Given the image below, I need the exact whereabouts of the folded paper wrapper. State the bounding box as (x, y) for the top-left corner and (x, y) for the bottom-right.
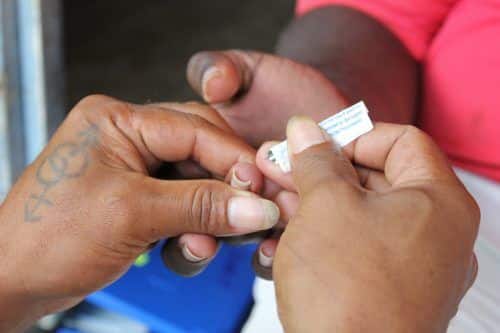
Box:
(268, 101), (374, 172)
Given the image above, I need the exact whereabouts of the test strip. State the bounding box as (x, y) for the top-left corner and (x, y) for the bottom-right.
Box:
(268, 101), (374, 172)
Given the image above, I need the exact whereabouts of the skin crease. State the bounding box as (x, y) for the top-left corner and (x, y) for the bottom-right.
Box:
(0, 96), (279, 332)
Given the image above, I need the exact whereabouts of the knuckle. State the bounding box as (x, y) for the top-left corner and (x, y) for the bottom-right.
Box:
(418, 190), (436, 219)
(74, 94), (133, 124)
(399, 189), (438, 237)
(463, 191), (481, 231)
(101, 100), (134, 120)
(297, 150), (359, 195)
(76, 94), (116, 108)
(401, 125), (432, 146)
(296, 149), (333, 172)
(408, 188), (436, 220)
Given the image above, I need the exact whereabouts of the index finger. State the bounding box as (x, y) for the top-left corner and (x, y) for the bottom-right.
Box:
(344, 123), (458, 186)
(81, 97), (259, 180)
(256, 122), (458, 190)
(131, 105), (257, 178)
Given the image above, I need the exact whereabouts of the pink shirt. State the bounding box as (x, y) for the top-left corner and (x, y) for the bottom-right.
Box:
(297, 0), (500, 182)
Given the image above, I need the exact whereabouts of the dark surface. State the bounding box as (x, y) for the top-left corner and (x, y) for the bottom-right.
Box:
(64, 0), (294, 106)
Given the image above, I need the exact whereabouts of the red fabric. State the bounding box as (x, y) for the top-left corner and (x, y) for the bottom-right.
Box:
(296, 0), (500, 182)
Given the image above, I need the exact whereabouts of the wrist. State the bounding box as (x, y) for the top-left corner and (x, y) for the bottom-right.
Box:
(330, 288), (448, 333)
(0, 293), (45, 333)
(0, 209), (47, 331)
(280, 287), (446, 333)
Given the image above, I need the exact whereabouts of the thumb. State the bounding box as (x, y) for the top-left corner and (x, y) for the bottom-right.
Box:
(287, 116), (360, 196)
(130, 178), (280, 242)
(187, 50), (261, 104)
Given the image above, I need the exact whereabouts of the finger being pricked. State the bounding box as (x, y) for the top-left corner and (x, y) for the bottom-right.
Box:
(161, 160), (269, 276)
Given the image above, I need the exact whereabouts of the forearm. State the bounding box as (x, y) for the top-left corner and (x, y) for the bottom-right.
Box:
(276, 5), (419, 123)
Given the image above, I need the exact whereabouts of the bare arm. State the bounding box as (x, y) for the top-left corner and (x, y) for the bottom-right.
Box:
(276, 5), (419, 124)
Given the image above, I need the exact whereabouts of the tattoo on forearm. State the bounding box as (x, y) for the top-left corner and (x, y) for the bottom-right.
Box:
(24, 124), (98, 222)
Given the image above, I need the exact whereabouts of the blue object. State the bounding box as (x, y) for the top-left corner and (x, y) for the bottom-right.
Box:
(85, 242), (256, 333)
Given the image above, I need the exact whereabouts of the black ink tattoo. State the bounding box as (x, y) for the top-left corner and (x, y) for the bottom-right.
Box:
(24, 124), (98, 222)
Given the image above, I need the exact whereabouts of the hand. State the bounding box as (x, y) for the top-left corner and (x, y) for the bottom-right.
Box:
(186, 49), (349, 146)
(0, 95), (279, 332)
(256, 117), (479, 332)
(163, 50), (348, 277)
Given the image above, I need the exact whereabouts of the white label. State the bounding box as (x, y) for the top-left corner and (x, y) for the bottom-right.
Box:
(268, 101), (374, 172)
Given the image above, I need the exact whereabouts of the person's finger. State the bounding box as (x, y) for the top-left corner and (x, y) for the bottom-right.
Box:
(285, 116), (360, 197)
(226, 161), (264, 193)
(252, 238), (279, 280)
(343, 123), (458, 186)
(187, 50), (260, 104)
(149, 101), (234, 134)
(258, 121), (457, 191)
(173, 159), (264, 191)
(223, 161), (268, 241)
(163, 160), (264, 276)
(222, 162), (270, 243)
(127, 178), (280, 243)
(150, 102), (244, 181)
(164, 158), (265, 276)
(256, 141), (296, 192)
(161, 235), (219, 277)
(257, 143), (391, 195)
(83, 99), (258, 177)
(257, 143), (393, 194)
(186, 51), (348, 147)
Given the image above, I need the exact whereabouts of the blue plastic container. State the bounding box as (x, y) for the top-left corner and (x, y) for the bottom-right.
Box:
(84, 241), (256, 333)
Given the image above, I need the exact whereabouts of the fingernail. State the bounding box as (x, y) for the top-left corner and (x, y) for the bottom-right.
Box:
(181, 244), (205, 263)
(228, 196), (280, 231)
(259, 248), (274, 267)
(287, 116), (327, 155)
(231, 169), (252, 190)
(202, 67), (221, 102)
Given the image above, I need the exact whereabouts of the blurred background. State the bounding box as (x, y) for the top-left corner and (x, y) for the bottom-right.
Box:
(66, 0), (293, 104)
(1, 0), (293, 332)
